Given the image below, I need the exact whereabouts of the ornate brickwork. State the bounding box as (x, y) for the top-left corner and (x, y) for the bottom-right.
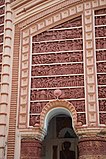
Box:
(40, 100), (78, 130)
(1, 0), (106, 159)
(28, 16), (86, 126)
(96, 50), (106, 61)
(32, 51), (83, 64)
(21, 139), (42, 159)
(30, 88), (85, 101)
(31, 76), (84, 88)
(78, 137), (106, 159)
(95, 8), (106, 125)
(32, 64), (83, 76)
(99, 100), (106, 111)
(77, 113), (86, 125)
(30, 100), (85, 115)
(17, 0), (106, 131)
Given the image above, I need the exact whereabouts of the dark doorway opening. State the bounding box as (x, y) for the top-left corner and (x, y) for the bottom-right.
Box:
(42, 114), (78, 159)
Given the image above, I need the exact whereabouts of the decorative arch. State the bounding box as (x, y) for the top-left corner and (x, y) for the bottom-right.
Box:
(40, 99), (78, 132)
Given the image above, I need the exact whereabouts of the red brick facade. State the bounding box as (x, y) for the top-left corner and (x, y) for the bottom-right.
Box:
(0, 0), (106, 159)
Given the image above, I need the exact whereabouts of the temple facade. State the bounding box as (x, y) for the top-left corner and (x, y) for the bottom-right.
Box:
(0, 0), (106, 159)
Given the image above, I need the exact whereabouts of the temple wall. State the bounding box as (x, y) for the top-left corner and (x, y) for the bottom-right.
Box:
(0, 0), (106, 158)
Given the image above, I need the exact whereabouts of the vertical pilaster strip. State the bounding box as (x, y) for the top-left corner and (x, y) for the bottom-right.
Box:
(7, 24), (20, 158)
(83, 1), (99, 127)
(0, 0), (13, 158)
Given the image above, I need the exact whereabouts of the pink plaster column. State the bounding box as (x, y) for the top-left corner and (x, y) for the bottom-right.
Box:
(78, 136), (106, 159)
(21, 138), (42, 159)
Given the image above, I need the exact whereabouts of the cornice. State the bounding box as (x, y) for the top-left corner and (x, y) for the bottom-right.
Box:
(10, 0), (81, 25)
(11, 0), (50, 10)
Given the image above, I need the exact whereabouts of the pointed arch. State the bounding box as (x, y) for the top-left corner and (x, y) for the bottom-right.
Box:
(40, 100), (78, 132)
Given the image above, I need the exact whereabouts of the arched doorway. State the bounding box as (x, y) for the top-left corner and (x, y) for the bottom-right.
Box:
(40, 100), (78, 159)
(42, 114), (78, 159)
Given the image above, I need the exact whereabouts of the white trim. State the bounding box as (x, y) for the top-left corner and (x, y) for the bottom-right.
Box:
(27, 35), (33, 127)
(31, 74), (84, 78)
(32, 50), (83, 55)
(49, 26), (82, 31)
(32, 38), (83, 43)
(82, 13), (88, 126)
(44, 107), (73, 131)
(94, 10), (101, 125)
(30, 98), (85, 103)
(32, 61), (83, 66)
(31, 86), (84, 90)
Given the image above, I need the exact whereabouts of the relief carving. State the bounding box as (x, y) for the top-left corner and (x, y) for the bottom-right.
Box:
(30, 88), (85, 101)
(32, 39), (83, 53)
(32, 52), (83, 64)
(95, 27), (106, 37)
(96, 50), (106, 61)
(99, 113), (106, 124)
(95, 8), (106, 15)
(95, 16), (106, 26)
(98, 87), (106, 98)
(96, 38), (106, 49)
(31, 75), (84, 88)
(99, 100), (106, 111)
(30, 102), (43, 113)
(71, 100), (85, 112)
(97, 74), (106, 85)
(30, 100), (85, 114)
(97, 62), (106, 73)
(77, 113), (86, 125)
(32, 28), (82, 42)
(31, 63), (84, 76)
(29, 115), (40, 126)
